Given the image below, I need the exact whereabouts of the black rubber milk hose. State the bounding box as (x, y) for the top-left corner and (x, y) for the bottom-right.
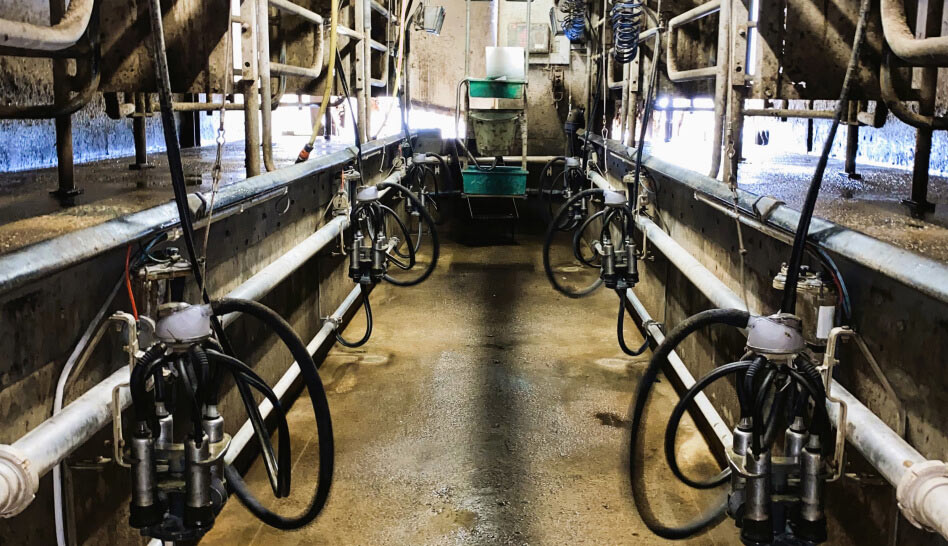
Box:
(627, 308), (750, 539)
(212, 298), (334, 530)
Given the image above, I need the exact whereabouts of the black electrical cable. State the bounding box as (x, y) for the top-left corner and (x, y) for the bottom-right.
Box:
(664, 360), (753, 490)
(212, 298), (334, 530)
(627, 308), (750, 539)
(780, 0), (871, 314)
(335, 284), (373, 348)
(616, 289), (649, 356)
(543, 188), (606, 298)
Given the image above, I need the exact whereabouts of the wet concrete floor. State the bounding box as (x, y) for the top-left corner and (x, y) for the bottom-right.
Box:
(201, 232), (732, 545)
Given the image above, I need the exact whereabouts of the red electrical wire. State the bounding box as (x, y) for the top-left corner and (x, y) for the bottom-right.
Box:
(125, 244), (139, 321)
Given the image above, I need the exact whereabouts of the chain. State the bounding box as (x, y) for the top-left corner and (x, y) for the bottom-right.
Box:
(199, 20), (232, 297)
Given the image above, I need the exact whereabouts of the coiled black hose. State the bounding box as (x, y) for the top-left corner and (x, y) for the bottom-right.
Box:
(572, 210), (605, 268)
(130, 343), (168, 429)
(425, 152), (453, 196)
(560, 0), (586, 42)
(664, 360), (752, 490)
(211, 298), (334, 531)
(790, 358), (830, 443)
(375, 203), (417, 269)
(627, 308), (750, 539)
(335, 284), (373, 348)
(611, 0), (644, 64)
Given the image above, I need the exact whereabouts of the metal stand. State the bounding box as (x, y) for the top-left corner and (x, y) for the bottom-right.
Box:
(48, 0), (82, 206)
(129, 93), (154, 170)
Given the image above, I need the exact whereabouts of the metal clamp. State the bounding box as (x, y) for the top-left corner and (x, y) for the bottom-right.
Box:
(323, 315), (343, 330)
(751, 195), (784, 223)
(111, 383), (130, 468)
(821, 326), (906, 482)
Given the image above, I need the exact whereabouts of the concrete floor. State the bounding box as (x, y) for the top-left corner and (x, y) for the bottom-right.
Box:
(200, 233), (732, 545)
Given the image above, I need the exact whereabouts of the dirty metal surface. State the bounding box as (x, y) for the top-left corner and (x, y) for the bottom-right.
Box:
(99, 0), (230, 92)
(756, 0), (888, 100)
(0, 136), (347, 255)
(202, 234), (733, 545)
(648, 135), (948, 264)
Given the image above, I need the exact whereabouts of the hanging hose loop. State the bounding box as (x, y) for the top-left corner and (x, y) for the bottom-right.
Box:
(665, 360), (754, 489)
(335, 284), (374, 348)
(560, 0), (587, 42)
(377, 181), (440, 287)
(543, 188), (606, 298)
(627, 308), (750, 539)
(210, 298), (334, 530)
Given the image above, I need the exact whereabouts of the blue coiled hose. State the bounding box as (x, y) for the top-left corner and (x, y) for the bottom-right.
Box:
(611, 0), (643, 64)
(560, 0), (586, 42)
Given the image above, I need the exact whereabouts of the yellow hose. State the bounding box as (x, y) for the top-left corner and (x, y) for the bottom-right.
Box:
(307, 0), (339, 147)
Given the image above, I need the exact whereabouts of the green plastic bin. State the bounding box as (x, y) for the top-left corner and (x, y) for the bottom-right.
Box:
(462, 166), (528, 196)
(468, 78), (525, 99)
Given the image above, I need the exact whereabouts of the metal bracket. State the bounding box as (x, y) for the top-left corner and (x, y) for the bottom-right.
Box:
(751, 195), (784, 222)
(821, 326), (906, 482)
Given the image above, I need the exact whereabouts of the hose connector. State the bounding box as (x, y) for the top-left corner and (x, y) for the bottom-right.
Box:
(0, 444), (38, 518)
(295, 143), (314, 163)
(897, 460), (948, 533)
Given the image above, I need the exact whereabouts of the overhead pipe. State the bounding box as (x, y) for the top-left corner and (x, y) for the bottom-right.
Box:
(592, 164), (948, 542)
(0, 167), (403, 518)
(0, 0), (94, 51)
(880, 51), (948, 130)
(743, 108), (836, 120)
(880, 0), (948, 66)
